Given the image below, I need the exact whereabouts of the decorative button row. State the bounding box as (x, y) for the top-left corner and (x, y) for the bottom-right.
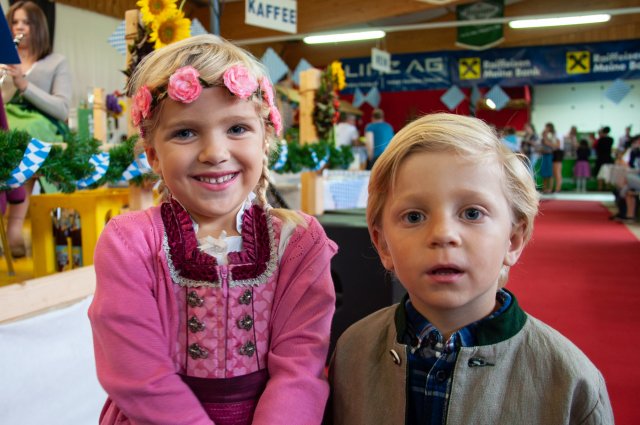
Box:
(238, 289), (252, 305)
(237, 315), (253, 331)
(188, 343), (208, 359)
(239, 341), (256, 357)
(188, 316), (205, 333)
(187, 291), (204, 307)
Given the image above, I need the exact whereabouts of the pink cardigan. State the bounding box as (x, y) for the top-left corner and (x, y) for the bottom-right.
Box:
(89, 205), (337, 424)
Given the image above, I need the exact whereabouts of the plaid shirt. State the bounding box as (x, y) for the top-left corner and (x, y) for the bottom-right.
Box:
(403, 290), (512, 425)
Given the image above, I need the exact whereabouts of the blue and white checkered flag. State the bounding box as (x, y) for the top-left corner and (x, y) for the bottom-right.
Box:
(77, 152), (110, 189)
(486, 85), (511, 111)
(604, 79), (631, 105)
(311, 148), (330, 171)
(292, 59), (313, 86)
(261, 47), (289, 83)
(108, 20), (127, 55)
(4, 138), (52, 188)
(441, 85), (465, 111)
(120, 152), (153, 182)
(272, 143), (288, 171)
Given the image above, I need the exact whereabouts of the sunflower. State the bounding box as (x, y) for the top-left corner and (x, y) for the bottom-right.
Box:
(330, 61), (346, 91)
(149, 9), (191, 50)
(137, 0), (178, 26)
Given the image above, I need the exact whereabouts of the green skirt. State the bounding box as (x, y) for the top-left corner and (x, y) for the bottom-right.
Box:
(5, 103), (67, 142)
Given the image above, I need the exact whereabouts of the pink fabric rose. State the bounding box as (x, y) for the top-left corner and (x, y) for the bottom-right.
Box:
(132, 85), (152, 126)
(259, 77), (275, 107)
(269, 105), (283, 137)
(168, 66), (203, 103)
(223, 65), (259, 99)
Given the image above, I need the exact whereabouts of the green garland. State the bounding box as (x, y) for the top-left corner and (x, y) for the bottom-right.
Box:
(0, 130), (157, 193)
(270, 128), (354, 173)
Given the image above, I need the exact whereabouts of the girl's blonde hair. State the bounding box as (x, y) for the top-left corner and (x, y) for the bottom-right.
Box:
(127, 34), (302, 225)
(367, 113), (539, 286)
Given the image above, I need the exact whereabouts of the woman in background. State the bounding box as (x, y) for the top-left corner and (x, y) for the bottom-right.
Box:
(1, 0), (71, 258)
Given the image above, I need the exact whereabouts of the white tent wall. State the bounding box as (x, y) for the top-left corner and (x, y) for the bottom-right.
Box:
(532, 79), (640, 142)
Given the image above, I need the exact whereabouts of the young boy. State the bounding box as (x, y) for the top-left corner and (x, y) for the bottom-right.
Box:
(327, 113), (614, 425)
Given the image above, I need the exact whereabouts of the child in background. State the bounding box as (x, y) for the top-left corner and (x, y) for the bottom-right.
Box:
(89, 35), (337, 425)
(328, 113), (613, 425)
(574, 139), (592, 192)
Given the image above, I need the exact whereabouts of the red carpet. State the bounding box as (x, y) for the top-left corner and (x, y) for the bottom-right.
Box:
(509, 200), (640, 424)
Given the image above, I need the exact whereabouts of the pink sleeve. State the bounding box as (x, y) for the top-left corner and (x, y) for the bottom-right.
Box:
(88, 212), (213, 425)
(252, 215), (337, 425)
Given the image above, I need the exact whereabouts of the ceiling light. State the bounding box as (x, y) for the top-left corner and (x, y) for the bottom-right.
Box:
(303, 30), (386, 45)
(509, 14), (611, 29)
(485, 99), (496, 110)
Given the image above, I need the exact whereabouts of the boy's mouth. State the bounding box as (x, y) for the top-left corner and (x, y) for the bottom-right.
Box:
(427, 265), (463, 275)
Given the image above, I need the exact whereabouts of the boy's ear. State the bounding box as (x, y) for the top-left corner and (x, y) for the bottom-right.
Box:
(371, 225), (394, 271)
(145, 146), (162, 175)
(503, 221), (526, 267)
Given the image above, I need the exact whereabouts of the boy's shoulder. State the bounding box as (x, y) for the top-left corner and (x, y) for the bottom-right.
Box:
(519, 314), (601, 372)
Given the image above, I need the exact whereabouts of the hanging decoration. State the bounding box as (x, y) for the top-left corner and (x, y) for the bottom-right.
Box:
(352, 87), (381, 108)
(312, 61), (346, 142)
(0, 130), (157, 193)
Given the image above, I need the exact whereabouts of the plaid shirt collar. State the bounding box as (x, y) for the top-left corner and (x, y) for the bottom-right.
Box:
(404, 289), (512, 355)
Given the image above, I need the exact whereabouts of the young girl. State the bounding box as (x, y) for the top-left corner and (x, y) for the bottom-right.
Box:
(88, 35), (337, 425)
(540, 122), (559, 193)
(574, 139), (592, 192)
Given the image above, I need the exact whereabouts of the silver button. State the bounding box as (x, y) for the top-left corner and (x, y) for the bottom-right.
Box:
(237, 315), (254, 331)
(188, 316), (205, 333)
(188, 343), (208, 359)
(238, 289), (252, 305)
(187, 291), (204, 307)
(239, 341), (256, 357)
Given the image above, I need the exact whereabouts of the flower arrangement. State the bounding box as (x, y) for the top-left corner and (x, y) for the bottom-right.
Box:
(313, 61), (346, 142)
(125, 0), (191, 81)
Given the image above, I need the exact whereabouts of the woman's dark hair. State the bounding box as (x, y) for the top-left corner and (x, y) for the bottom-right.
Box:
(7, 1), (51, 60)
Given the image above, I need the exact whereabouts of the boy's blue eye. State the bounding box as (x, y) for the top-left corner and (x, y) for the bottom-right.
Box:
(404, 211), (424, 224)
(463, 208), (483, 220)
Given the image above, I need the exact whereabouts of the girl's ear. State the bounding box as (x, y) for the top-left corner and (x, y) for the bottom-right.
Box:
(145, 146), (162, 175)
(371, 225), (394, 271)
(503, 221), (526, 267)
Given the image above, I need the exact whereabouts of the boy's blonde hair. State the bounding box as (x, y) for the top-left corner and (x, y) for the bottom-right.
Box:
(127, 35), (302, 224)
(367, 113), (539, 285)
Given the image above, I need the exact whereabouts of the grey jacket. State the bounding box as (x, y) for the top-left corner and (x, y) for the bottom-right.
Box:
(3, 53), (71, 121)
(328, 294), (614, 424)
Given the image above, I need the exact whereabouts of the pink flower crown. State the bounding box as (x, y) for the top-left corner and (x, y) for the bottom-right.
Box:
(131, 64), (282, 137)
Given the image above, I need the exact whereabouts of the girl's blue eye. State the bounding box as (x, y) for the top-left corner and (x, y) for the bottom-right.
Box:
(463, 208), (483, 220)
(229, 125), (247, 136)
(404, 211), (424, 224)
(173, 129), (195, 139)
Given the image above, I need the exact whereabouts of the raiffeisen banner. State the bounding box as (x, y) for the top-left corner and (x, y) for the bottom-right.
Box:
(340, 39), (640, 93)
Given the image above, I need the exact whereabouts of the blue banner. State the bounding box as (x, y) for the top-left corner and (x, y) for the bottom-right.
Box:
(340, 39), (640, 93)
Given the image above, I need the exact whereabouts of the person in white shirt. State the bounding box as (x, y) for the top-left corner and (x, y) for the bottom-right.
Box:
(335, 113), (359, 148)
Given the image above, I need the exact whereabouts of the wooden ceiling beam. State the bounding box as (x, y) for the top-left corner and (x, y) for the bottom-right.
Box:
(219, 0), (468, 41)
